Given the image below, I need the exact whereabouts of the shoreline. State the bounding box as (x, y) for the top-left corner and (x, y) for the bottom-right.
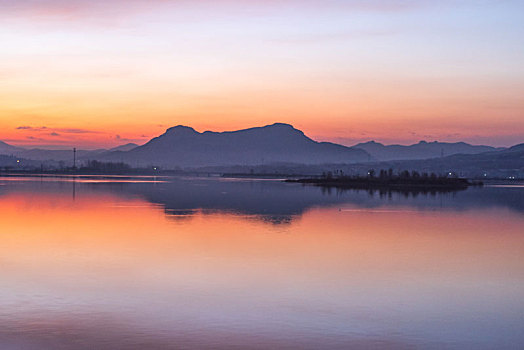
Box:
(286, 176), (483, 191)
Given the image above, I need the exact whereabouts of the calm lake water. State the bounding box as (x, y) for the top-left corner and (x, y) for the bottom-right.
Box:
(1, 176), (523, 349)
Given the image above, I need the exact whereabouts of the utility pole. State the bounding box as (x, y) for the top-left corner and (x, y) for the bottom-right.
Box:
(73, 148), (77, 169)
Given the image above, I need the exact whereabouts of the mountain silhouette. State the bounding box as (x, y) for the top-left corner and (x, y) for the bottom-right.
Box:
(0, 140), (24, 155)
(0, 127), (520, 174)
(103, 123), (370, 168)
(354, 140), (498, 161)
(0, 141), (136, 163)
(508, 143), (524, 152)
(108, 143), (138, 152)
(359, 145), (524, 178)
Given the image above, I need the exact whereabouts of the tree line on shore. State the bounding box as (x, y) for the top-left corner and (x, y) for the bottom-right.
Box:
(322, 168), (452, 180)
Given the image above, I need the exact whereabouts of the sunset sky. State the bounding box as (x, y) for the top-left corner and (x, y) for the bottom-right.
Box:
(1, 0), (523, 149)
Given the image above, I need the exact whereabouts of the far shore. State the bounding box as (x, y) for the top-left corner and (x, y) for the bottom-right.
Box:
(0, 170), (522, 183)
(286, 173), (484, 192)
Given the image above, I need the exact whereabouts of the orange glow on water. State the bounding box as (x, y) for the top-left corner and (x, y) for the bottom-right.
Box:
(1, 180), (524, 348)
(2, 191), (523, 290)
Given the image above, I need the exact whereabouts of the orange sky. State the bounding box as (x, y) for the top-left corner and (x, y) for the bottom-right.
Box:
(1, 1), (523, 148)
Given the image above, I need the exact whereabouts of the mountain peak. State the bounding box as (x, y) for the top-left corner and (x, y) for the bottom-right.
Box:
(259, 122), (303, 136)
(354, 140), (384, 148)
(267, 122), (294, 129)
(165, 125), (198, 135)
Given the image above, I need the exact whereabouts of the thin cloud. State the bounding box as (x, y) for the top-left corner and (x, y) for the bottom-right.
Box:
(26, 136), (45, 141)
(115, 134), (137, 142)
(16, 126), (102, 134)
(56, 128), (102, 134)
(17, 126), (48, 131)
(0, 1), (447, 22)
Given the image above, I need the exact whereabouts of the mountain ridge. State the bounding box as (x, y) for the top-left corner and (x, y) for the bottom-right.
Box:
(353, 140), (500, 161)
(0, 124), (521, 172)
(103, 122), (370, 168)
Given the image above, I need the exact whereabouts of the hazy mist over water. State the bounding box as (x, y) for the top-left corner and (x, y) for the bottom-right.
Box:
(1, 176), (523, 349)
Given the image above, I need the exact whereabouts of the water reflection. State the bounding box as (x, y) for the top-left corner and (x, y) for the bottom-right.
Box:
(0, 176), (523, 349)
(1, 176), (523, 224)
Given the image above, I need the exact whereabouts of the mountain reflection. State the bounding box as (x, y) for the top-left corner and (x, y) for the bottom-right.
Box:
(0, 176), (523, 223)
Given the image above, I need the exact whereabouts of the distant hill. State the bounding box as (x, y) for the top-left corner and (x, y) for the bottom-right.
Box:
(508, 143), (524, 152)
(83, 143), (140, 162)
(108, 143), (138, 152)
(438, 144), (524, 176)
(102, 123), (371, 168)
(356, 145), (524, 178)
(0, 141), (24, 155)
(14, 148), (103, 162)
(354, 140), (498, 161)
(0, 141), (138, 164)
